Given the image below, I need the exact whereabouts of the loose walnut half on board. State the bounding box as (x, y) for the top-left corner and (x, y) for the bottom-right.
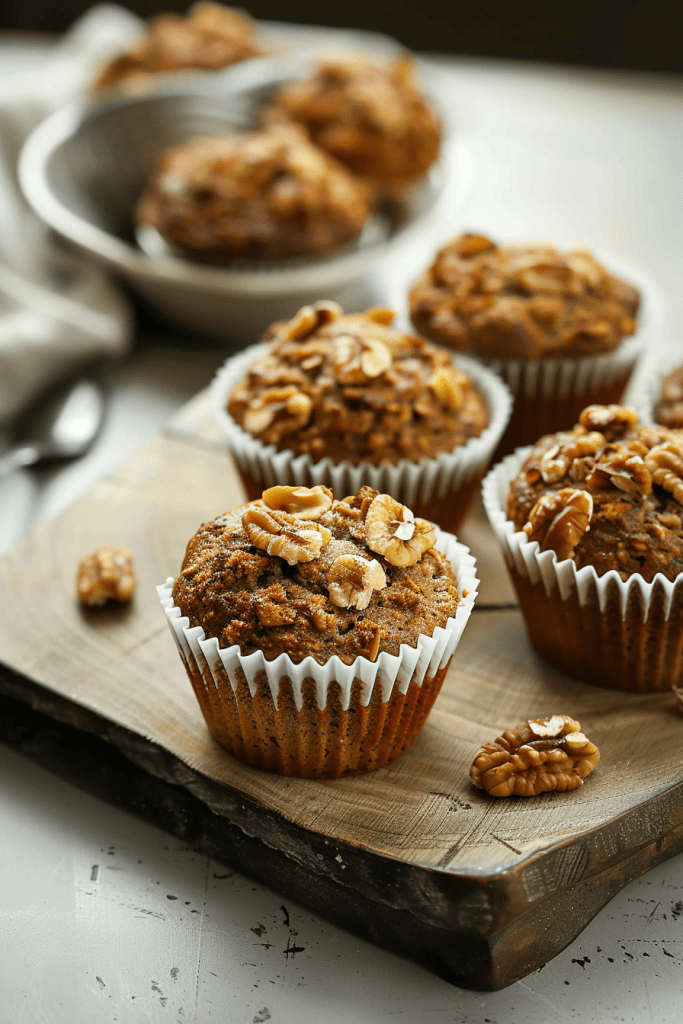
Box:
(76, 547), (136, 606)
(470, 715), (600, 798)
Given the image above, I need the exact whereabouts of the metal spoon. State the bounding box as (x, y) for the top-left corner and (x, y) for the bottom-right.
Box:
(0, 379), (104, 479)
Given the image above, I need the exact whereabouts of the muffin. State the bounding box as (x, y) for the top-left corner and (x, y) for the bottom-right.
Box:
(264, 52), (441, 197)
(212, 300), (512, 533)
(482, 403), (683, 691)
(135, 124), (375, 264)
(655, 364), (683, 428)
(409, 233), (642, 456)
(158, 484), (478, 777)
(94, 2), (267, 93)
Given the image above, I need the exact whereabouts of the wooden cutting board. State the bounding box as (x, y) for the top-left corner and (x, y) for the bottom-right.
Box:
(1, 388), (682, 991)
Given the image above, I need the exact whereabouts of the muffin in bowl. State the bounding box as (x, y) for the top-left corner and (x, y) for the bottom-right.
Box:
(212, 300), (511, 533)
(158, 484), (478, 777)
(482, 403), (683, 691)
(93, 2), (268, 94)
(263, 52), (441, 198)
(409, 233), (643, 456)
(135, 124), (375, 264)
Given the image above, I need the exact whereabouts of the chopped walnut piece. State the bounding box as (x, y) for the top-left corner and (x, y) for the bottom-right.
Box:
(242, 385), (313, 441)
(335, 487), (377, 520)
(539, 432), (604, 484)
(644, 441), (683, 505)
(365, 493), (437, 566)
(514, 259), (581, 297)
(283, 300), (342, 340)
(523, 487), (593, 561)
(470, 715), (600, 798)
(76, 546), (136, 606)
(428, 365), (466, 410)
(585, 451), (652, 495)
(455, 233), (496, 258)
(242, 506), (331, 564)
(365, 307), (396, 326)
(578, 404), (639, 440)
(261, 484), (333, 519)
(332, 333), (393, 384)
(326, 553), (387, 610)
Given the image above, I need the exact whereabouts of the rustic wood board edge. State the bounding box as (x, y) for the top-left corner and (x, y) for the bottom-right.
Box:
(3, 658), (683, 991)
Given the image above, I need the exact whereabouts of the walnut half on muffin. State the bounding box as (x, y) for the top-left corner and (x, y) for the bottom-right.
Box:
(136, 125), (376, 264)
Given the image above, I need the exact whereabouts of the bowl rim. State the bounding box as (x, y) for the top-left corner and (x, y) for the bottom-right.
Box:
(18, 58), (454, 299)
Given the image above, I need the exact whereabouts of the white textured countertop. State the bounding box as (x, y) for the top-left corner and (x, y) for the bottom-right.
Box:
(1, 31), (683, 1023)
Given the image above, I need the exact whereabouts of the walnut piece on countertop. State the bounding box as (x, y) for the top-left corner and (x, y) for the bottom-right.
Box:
(470, 715), (600, 798)
(76, 547), (136, 606)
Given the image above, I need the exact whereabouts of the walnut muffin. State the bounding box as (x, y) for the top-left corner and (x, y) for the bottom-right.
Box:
(507, 404), (683, 580)
(654, 365), (683, 429)
(159, 484), (479, 776)
(94, 2), (267, 93)
(136, 125), (375, 264)
(482, 403), (683, 691)
(214, 301), (512, 532)
(409, 234), (643, 455)
(264, 53), (441, 197)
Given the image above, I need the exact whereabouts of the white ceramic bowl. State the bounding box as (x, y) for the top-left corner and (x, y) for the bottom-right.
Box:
(19, 53), (458, 342)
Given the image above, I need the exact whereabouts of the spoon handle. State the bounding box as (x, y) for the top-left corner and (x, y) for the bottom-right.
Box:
(0, 444), (41, 480)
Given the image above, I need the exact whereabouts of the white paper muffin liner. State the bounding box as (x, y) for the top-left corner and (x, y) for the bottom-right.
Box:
(481, 329), (643, 403)
(482, 448), (683, 691)
(211, 343), (512, 510)
(157, 526), (478, 713)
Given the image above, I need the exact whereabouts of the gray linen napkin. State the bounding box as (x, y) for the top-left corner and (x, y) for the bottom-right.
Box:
(0, 4), (143, 423)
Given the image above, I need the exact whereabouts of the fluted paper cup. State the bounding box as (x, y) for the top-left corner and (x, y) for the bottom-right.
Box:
(481, 331), (642, 458)
(482, 449), (683, 691)
(158, 528), (478, 777)
(211, 344), (511, 534)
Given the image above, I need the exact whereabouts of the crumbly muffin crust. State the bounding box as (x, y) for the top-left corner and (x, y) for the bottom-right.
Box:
(410, 234), (640, 360)
(507, 404), (683, 581)
(264, 53), (441, 196)
(655, 366), (683, 429)
(172, 485), (460, 664)
(94, 2), (266, 92)
(226, 301), (489, 463)
(136, 125), (374, 263)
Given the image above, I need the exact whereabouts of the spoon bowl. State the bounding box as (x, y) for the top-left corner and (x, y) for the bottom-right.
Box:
(0, 379), (104, 479)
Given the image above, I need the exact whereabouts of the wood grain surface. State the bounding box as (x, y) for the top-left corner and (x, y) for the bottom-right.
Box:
(1, 387), (683, 989)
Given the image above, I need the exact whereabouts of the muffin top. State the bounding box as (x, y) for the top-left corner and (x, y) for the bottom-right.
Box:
(172, 485), (460, 664)
(94, 2), (266, 92)
(135, 125), (374, 263)
(655, 365), (683, 429)
(226, 301), (489, 464)
(264, 53), (441, 196)
(507, 404), (683, 581)
(409, 234), (640, 360)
